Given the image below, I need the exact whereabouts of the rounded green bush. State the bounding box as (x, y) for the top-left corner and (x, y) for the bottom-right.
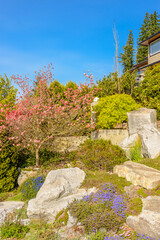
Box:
(75, 139), (127, 171)
(20, 176), (45, 200)
(94, 94), (141, 129)
(0, 145), (19, 193)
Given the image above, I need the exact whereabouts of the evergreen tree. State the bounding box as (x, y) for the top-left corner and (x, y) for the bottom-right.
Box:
(120, 30), (134, 73)
(97, 73), (117, 96)
(0, 74), (17, 108)
(136, 12), (160, 63)
(149, 11), (160, 35)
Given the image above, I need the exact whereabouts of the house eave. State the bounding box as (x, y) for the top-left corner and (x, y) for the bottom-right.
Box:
(139, 31), (160, 46)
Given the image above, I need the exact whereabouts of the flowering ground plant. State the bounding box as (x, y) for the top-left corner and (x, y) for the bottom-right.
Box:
(69, 183), (127, 233)
(20, 175), (45, 200)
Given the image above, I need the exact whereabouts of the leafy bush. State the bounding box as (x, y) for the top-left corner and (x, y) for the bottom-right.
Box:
(75, 139), (127, 171)
(0, 145), (19, 192)
(0, 222), (29, 239)
(134, 64), (160, 119)
(94, 94), (140, 129)
(20, 176), (45, 200)
(69, 183), (127, 233)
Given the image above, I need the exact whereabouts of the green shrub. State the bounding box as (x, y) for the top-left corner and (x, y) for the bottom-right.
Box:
(130, 138), (142, 161)
(75, 139), (127, 171)
(94, 94), (141, 129)
(134, 64), (160, 119)
(0, 222), (29, 239)
(20, 176), (45, 200)
(0, 145), (19, 192)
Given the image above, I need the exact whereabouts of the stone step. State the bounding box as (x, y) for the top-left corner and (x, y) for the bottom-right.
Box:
(113, 161), (160, 189)
(127, 196), (160, 239)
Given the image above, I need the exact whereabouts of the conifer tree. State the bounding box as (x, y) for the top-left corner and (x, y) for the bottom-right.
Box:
(120, 30), (134, 73)
(136, 12), (160, 63)
(97, 73), (116, 96)
(0, 74), (17, 108)
(149, 11), (160, 35)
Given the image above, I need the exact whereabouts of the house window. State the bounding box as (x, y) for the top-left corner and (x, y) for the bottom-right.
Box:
(150, 39), (160, 56)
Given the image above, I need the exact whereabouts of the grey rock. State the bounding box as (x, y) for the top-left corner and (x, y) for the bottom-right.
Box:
(127, 196), (160, 239)
(113, 161), (160, 189)
(139, 124), (160, 158)
(127, 108), (157, 136)
(120, 133), (139, 158)
(0, 201), (24, 225)
(27, 168), (93, 222)
(124, 185), (142, 199)
(18, 169), (37, 186)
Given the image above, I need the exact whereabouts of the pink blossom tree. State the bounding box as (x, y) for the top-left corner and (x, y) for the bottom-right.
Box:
(0, 64), (100, 166)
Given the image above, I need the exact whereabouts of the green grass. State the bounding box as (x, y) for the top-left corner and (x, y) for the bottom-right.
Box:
(6, 192), (23, 201)
(81, 170), (131, 192)
(136, 156), (160, 171)
(126, 198), (143, 216)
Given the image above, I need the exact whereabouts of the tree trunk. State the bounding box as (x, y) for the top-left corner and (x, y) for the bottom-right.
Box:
(36, 148), (39, 167)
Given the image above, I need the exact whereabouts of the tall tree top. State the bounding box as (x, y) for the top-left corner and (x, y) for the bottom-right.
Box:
(120, 30), (134, 73)
(136, 11), (160, 63)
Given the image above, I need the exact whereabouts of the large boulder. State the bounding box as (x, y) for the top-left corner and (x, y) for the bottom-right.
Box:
(121, 108), (160, 159)
(127, 108), (157, 135)
(120, 133), (139, 158)
(139, 124), (160, 158)
(113, 161), (160, 189)
(127, 196), (160, 239)
(0, 201), (24, 225)
(27, 168), (94, 222)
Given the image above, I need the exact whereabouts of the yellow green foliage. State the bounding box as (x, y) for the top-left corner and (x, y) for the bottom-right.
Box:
(0, 145), (19, 192)
(94, 94), (141, 129)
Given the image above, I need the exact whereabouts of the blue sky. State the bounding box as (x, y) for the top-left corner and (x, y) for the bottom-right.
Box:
(0, 0), (160, 87)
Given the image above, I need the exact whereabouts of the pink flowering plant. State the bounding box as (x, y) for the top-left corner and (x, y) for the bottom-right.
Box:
(0, 64), (99, 166)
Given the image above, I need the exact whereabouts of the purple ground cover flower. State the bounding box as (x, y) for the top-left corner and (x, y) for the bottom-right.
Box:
(103, 233), (158, 240)
(83, 183), (127, 218)
(21, 175), (44, 200)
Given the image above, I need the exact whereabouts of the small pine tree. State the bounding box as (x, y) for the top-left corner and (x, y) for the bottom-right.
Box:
(97, 73), (117, 96)
(120, 30), (134, 73)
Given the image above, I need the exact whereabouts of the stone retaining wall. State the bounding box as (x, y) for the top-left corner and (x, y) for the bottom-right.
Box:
(91, 129), (129, 146)
(52, 136), (88, 153)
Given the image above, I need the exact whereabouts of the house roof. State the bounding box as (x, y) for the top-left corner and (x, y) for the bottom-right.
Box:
(130, 57), (148, 71)
(130, 60), (160, 72)
(139, 31), (160, 46)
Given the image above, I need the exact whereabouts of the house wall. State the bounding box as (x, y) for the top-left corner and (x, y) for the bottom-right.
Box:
(148, 52), (160, 64)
